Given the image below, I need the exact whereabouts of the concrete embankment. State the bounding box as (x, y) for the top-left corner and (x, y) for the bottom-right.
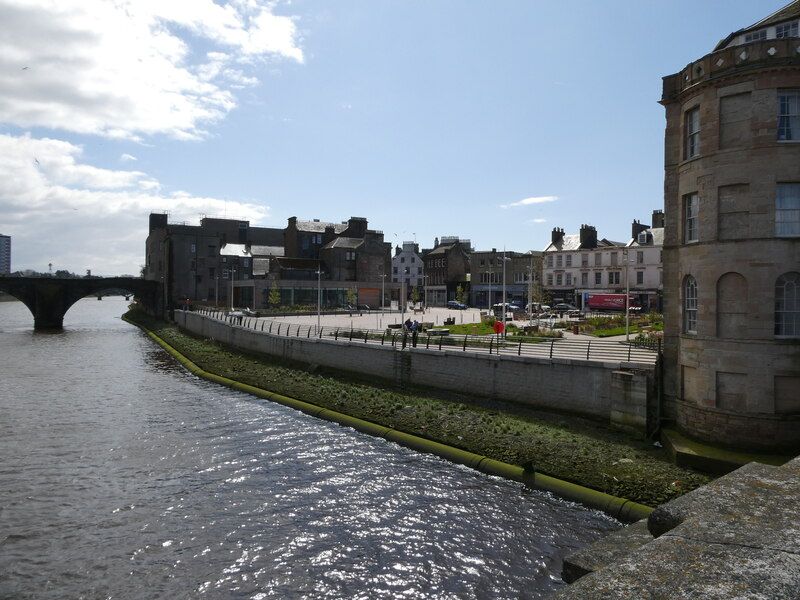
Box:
(176, 310), (655, 440)
(553, 456), (800, 598)
(127, 314), (652, 523)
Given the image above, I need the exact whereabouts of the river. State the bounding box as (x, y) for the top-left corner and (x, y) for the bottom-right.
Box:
(0, 296), (618, 599)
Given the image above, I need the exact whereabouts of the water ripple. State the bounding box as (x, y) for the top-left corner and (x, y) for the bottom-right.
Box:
(0, 298), (619, 599)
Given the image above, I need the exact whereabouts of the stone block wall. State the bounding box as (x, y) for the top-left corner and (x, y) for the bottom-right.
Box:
(176, 312), (654, 425)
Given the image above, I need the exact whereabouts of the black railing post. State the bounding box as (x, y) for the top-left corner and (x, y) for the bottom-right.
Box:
(586, 341), (591, 360)
(462, 335), (467, 351)
(335, 328), (340, 341)
(549, 339), (555, 359)
(518, 340), (522, 356)
(489, 336), (493, 354)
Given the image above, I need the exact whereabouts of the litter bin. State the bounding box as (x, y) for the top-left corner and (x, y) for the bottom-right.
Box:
(573, 325), (579, 334)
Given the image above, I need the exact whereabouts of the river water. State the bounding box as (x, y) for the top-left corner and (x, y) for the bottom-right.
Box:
(0, 297), (619, 599)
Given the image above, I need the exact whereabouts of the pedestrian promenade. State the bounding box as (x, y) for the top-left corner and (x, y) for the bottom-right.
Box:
(197, 306), (659, 366)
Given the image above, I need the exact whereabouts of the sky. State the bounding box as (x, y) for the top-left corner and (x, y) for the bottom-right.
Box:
(0, 0), (790, 276)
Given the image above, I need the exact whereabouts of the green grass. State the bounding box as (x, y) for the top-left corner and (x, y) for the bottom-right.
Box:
(126, 308), (712, 507)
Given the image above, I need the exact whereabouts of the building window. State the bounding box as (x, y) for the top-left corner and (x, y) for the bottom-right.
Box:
(547, 255), (554, 268)
(610, 253), (618, 267)
(744, 29), (766, 42)
(685, 107), (700, 159)
(776, 184), (800, 237)
(312, 233), (322, 244)
(480, 258), (485, 266)
(401, 257), (405, 263)
(776, 22), (798, 38)
(243, 258), (250, 267)
(191, 243), (196, 253)
(302, 237), (310, 250)
(594, 253), (601, 266)
(546, 274), (553, 286)
(778, 90), (799, 141)
(637, 250), (644, 264)
(581, 272), (588, 286)
(565, 255), (572, 267)
(565, 273), (572, 286)
(411, 257), (415, 263)
(594, 272), (601, 285)
(608, 272), (620, 285)
(207, 245), (216, 257)
(222, 269), (230, 279)
(393, 266), (398, 274)
(684, 275), (698, 334)
(636, 271), (644, 285)
(684, 193), (699, 242)
(556, 255), (563, 268)
(775, 272), (800, 337)
(581, 254), (588, 267)
(556, 274), (563, 286)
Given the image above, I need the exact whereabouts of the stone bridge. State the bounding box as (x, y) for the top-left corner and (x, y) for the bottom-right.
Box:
(0, 276), (161, 330)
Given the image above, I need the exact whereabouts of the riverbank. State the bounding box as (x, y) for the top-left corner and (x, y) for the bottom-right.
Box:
(125, 308), (712, 507)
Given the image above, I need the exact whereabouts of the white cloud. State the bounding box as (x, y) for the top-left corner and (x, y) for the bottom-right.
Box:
(500, 196), (558, 209)
(0, 133), (270, 274)
(120, 153), (137, 162)
(529, 218), (547, 223)
(0, 0), (303, 140)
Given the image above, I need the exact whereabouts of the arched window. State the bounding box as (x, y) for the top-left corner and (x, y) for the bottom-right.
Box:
(684, 275), (698, 334)
(775, 272), (800, 337)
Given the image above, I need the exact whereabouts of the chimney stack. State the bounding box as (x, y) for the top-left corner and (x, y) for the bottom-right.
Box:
(551, 227), (565, 245)
(631, 219), (649, 239)
(579, 224), (597, 248)
(651, 209), (665, 229)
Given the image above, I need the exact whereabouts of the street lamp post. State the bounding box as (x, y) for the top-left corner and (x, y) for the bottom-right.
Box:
(229, 268), (236, 310)
(502, 249), (507, 333)
(317, 266), (322, 332)
(380, 273), (386, 311)
(528, 252), (534, 327)
(624, 248), (630, 342)
(423, 275), (428, 313)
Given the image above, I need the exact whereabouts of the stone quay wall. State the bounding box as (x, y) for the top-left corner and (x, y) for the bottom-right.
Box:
(175, 311), (654, 433)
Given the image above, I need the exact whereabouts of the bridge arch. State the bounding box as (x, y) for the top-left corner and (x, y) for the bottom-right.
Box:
(0, 277), (161, 330)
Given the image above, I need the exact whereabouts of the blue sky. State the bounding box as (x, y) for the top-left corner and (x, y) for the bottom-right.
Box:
(0, 0), (789, 275)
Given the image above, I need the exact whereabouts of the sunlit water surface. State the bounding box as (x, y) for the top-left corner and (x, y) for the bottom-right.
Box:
(0, 297), (619, 599)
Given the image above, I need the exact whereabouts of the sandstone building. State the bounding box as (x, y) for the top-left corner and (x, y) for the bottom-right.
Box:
(660, 1), (800, 451)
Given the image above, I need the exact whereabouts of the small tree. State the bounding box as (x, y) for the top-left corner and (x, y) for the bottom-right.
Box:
(347, 287), (356, 307)
(268, 282), (281, 308)
(410, 285), (420, 305)
(455, 284), (466, 305)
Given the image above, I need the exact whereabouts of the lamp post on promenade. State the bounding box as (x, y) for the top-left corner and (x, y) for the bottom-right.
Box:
(624, 248), (630, 342)
(502, 249), (507, 334)
(229, 268), (236, 310)
(316, 265), (322, 333)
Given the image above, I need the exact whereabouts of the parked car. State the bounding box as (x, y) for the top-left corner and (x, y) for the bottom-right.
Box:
(447, 300), (468, 310)
(527, 303), (550, 313)
(553, 303), (577, 312)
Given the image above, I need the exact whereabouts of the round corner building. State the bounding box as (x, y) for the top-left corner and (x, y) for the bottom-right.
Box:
(660, 1), (800, 452)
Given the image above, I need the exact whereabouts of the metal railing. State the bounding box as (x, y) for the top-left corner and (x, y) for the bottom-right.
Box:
(192, 307), (659, 365)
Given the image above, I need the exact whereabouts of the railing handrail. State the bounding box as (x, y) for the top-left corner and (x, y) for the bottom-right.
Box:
(193, 310), (659, 366)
